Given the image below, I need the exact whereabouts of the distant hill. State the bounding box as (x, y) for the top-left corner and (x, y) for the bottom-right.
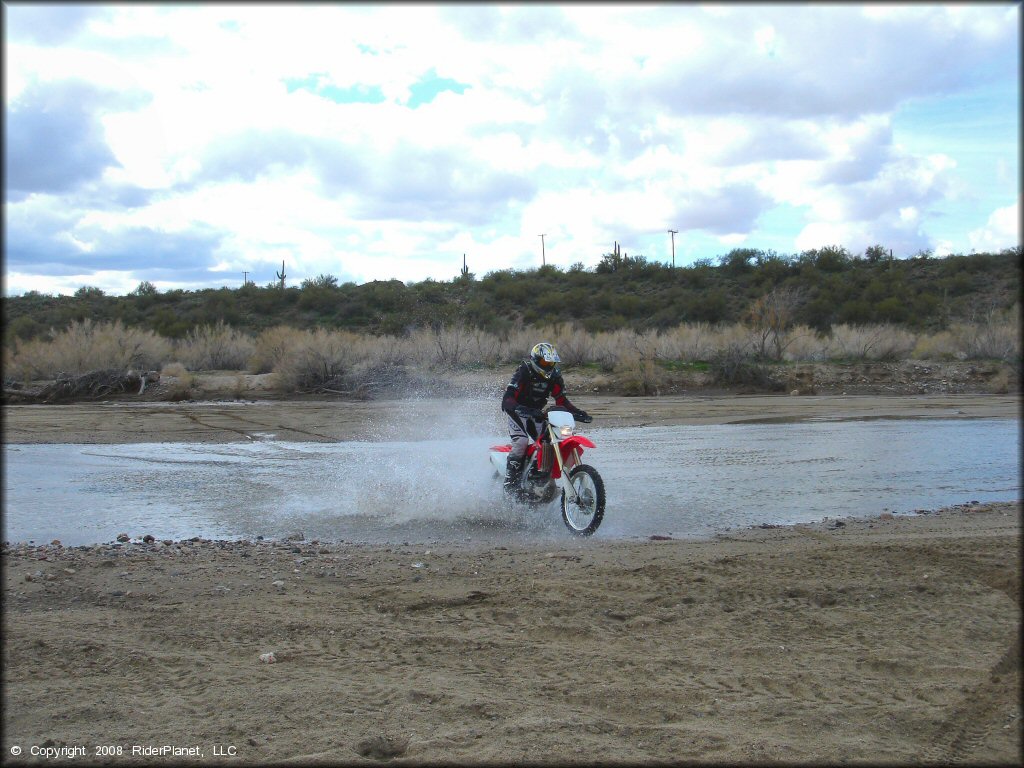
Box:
(4, 246), (1020, 342)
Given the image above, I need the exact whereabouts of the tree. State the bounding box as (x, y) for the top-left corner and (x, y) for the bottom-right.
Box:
(719, 248), (760, 275)
(864, 244), (890, 264)
(301, 274), (339, 289)
(131, 281), (159, 296)
(744, 285), (805, 360)
(596, 242), (625, 273)
(802, 245), (852, 272)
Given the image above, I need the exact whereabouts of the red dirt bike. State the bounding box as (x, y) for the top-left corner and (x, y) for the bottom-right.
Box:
(488, 406), (605, 536)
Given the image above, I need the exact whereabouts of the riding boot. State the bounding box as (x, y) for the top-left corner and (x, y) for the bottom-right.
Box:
(503, 457), (525, 496)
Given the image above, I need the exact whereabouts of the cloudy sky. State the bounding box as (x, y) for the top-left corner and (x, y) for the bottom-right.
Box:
(3, 3), (1020, 296)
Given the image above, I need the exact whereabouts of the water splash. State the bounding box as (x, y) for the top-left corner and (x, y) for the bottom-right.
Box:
(3, 416), (1019, 545)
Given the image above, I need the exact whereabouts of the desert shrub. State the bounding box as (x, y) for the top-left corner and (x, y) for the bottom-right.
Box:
(175, 321), (255, 370)
(613, 349), (666, 395)
(402, 324), (539, 369)
(249, 326), (307, 374)
(705, 324), (755, 360)
(160, 362), (190, 378)
(272, 328), (363, 392)
(405, 324), (470, 368)
(911, 330), (960, 361)
(709, 342), (780, 389)
(781, 325), (830, 362)
(543, 323), (595, 367)
(588, 329), (628, 370)
(595, 329), (658, 368)
(369, 333), (417, 367)
(160, 362), (194, 401)
(949, 306), (1020, 362)
(653, 322), (717, 361)
(501, 327), (545, 365)
(6, 319), (172, 380)
(827, 324), (917, 361)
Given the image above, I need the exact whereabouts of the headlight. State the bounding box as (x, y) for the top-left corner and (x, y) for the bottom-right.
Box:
(558, 425), (574, 438)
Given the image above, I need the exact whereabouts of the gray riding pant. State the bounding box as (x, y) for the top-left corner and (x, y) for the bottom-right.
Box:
(505, 411), (541, 461)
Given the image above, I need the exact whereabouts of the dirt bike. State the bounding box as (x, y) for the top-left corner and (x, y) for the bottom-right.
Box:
(488, 406), (605, 536)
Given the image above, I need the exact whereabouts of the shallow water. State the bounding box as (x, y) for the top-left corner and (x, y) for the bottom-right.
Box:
(3, 418), (1019, 546)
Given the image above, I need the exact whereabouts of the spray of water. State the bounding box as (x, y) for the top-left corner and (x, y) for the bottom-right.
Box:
(258, 393), (566, 543)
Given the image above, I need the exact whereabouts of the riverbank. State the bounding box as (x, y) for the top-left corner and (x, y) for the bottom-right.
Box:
(3, 392), (1019, 444)
(2, 501), (1019, 764)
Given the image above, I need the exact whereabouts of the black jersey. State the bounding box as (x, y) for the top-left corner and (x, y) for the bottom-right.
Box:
(501, 361), (575, 415)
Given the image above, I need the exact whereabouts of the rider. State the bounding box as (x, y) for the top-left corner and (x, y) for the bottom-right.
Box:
(501, 342), (591, 495)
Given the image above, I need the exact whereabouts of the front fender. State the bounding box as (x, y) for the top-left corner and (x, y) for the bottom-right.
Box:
(553, 435), (595, 477)
(560, 435), (595, 451)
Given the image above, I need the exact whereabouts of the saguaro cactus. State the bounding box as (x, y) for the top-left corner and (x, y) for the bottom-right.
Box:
(276, 260), (287, 290)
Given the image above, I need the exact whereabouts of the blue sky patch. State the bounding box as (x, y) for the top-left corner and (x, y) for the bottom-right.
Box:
(284, 75), (385, 104)
(406, 69), (470, 108)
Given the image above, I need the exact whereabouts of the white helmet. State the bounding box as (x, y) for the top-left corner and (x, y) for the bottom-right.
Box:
(529, 342), (561, 379)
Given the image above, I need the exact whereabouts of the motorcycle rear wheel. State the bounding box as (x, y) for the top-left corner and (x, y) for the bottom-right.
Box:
(561, 464), (605, 536)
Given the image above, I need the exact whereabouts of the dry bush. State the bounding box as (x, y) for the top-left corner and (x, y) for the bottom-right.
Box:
(529, 323), (592, 367)
(744, 286), (806, 360)
(249, 326), (306, 374)
(586, 329), (629, 369)
(501, 327), (543, 364)
(160, 362), (194, 401)
(403, 324), (521, 369)
(272, 328), (363, 392)
(596, 329), (659, 367)
(174, 321), (255, 371)
(827, 324), (917, 361)
(4, 340), (40, 384)
(706, 324), (757, 359)
(709, 341), (780, 389)
(653, 322), (718, 361)
(6, 319), (172, 381)
(949, 305), (1020, 362)
(403, 326), (449, 368)
(462, 326), (507, 366)
(371, 333), (416, 367)
(613, 350), (666, 395)
(911, 330), (960, 361)
(781, 325), (830, 362)
(160, 361), (190, 379)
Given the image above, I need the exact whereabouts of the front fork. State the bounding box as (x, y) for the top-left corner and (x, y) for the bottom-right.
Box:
(548, 424), (582, 502)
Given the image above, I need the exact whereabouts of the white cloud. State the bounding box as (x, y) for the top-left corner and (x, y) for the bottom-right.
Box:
(968, 199), (1020, 253)
(3, 3), (1019, 294)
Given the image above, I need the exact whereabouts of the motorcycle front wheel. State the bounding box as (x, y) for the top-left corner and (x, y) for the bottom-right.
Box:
(561, 464), (605, 536)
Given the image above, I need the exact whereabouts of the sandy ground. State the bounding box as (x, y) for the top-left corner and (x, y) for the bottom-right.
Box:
(2, 394), (1021, 764)
(2, 503), (1020, 765)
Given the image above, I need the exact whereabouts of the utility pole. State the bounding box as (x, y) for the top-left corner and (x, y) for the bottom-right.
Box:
(667, 229), (678, 269)
(242, 271), (250, 286)
(539, 234), (546, 266)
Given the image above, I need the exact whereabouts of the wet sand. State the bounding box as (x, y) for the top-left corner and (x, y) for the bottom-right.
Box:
(2, 394), (1020, 764)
